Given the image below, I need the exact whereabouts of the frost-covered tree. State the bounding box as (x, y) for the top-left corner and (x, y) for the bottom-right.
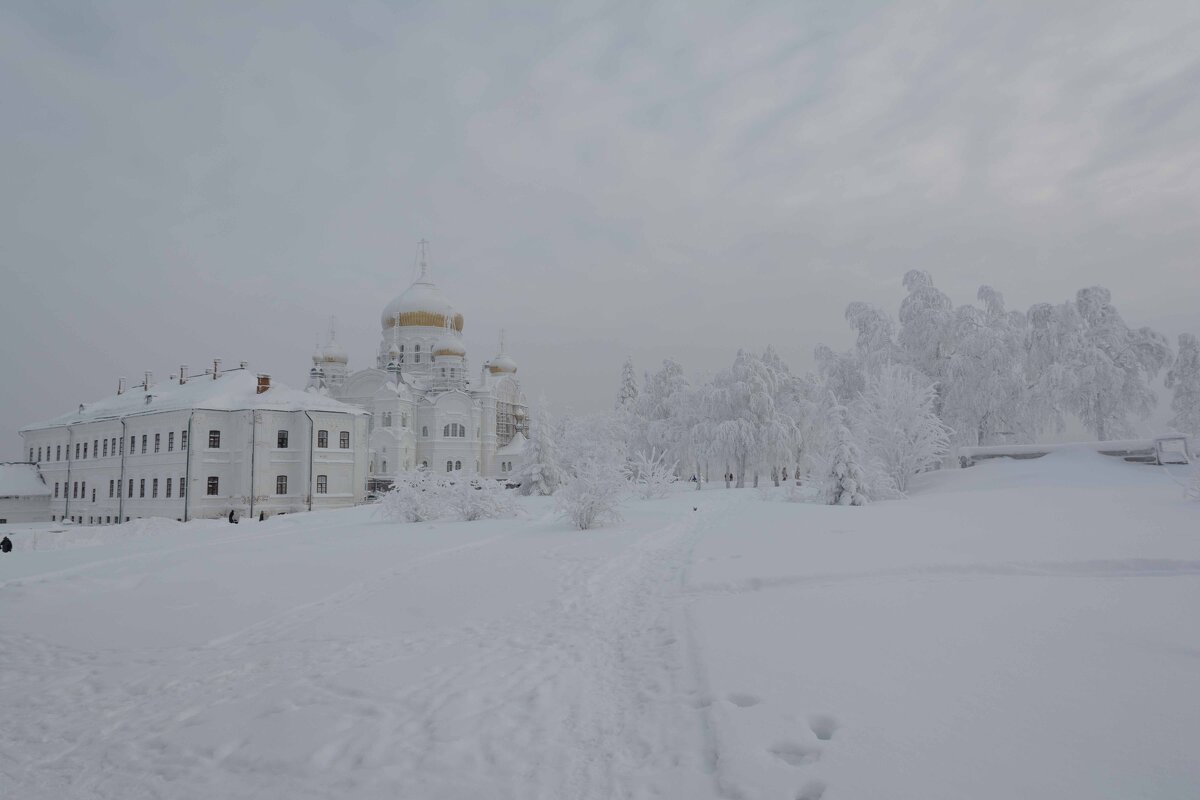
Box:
(376, 468), (444, 522)
(447, 475), (518, 521)
(857, 365), (951, 493)
(826, 409), (869, 506)
(516, 407), (563, 496)
(1065, 287), (1172, 440)
(616, 357), (640, 409)
(626, 448), (678, 500)
(897, 270), (955, 411)
(377, 470), (515, 523)
(556, 454), (627, 529)
(696, 349), (801, 487)
(941, 287), (1032, 445)
(558, 412), (626, 479)
(1166, 333), (1200, 438)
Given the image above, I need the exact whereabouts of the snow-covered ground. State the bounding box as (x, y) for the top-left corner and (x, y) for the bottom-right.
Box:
(2, 450), (1198, 799)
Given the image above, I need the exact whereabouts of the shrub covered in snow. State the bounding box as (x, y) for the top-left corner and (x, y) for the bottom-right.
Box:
(625, 448), (678, 500)
(556, 456), (626, 530)
(826, 417), (869, 506)
(517, 409), (563, 496)
(447, 476), (518, 521)
(377, 470), (516, 523)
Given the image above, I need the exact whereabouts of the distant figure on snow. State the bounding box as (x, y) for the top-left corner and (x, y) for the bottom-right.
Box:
(228, 509), (238, 524)
(0, 535), (11, 553)
(259, 511), (265, 522)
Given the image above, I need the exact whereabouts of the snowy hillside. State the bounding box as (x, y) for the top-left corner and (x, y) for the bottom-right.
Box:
(2, 452), (1198, 799)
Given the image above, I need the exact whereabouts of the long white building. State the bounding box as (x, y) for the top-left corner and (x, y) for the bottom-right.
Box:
(306, 245), (528, 489)
(19, 367), (368, 524)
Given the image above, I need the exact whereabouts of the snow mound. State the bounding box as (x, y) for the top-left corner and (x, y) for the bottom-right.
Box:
(9, 517), (185, 552)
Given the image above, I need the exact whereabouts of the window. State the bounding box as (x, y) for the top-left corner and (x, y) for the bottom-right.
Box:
(76, 443), (81, 459)
(166, 478), (172, 498)
(275, 475), (287, 495)
(93, 439), (98, 456)
(382, 460), (387, 473)
(139, 479), (145, 498)
(109, 480), (114, 498)
(316, 475), (328, 494)
(83, 443), (88, 459)
(206, 476), (219, 496)
(168, 432), (174, 452)
(91, 488), (95, 502)
(152, 478), (158, 498)
(141, 435), (147, 454)
(54, 482), (59, 498)
(317, 430), (328, 448)
(128, 479), (133, 498)
(56, 445), (61, 461)
(37, 446), (42, 462)
(179, 477), (186, 498)
(422, 460), (428, 468)
(130, 436), (135, 454)
(154, 433), (160, 453)
(340, 431), (350, 449)
(422, 426), (428, 437)
(208, 430), (220, 448)
(415, 344), (421, 363)
(382, 412), (392, 427)
(277, 430), (288, 449)
(102, 440), (107, 457)
(72, 482), (77, 499)
(112, 437), (117, 455)
(181, 430), (188, 450)
(455, 460), (462, 471)
(447, 461), (453, 473)
(444, 424), (450, 437)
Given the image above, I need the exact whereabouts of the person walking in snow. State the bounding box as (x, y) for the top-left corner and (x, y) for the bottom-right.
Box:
(1, 535), (11, 553)
(228, 509), (238, 524)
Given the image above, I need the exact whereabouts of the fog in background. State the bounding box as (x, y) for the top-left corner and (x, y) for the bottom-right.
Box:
(3, 1), (1199, 458)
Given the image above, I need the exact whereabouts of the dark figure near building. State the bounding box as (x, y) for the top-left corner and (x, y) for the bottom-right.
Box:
(228, 510), (239, 524)
(1, 536), (12, 553)
(259, 511), (265, 522)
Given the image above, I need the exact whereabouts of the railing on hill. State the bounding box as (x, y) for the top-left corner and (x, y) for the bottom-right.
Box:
(957, 435), (1192, 468)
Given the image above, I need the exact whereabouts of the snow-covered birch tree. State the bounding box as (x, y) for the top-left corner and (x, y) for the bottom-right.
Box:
(857, 364), (951, 493)
(1166, 333), (1200, 438)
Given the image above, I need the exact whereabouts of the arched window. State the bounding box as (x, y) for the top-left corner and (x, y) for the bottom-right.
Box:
(443, 424), (450, 437)
(422, 426), (428, 437)
(455, 460), (462, 471)
(422, 460), (428, 468)
(383, 459), (388, 472)
(446, 461), (453, 473)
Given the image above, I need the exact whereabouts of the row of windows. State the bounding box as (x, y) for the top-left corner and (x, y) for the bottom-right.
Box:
(500, 461), (515, 473)
(55, 477), (188, 500)
(444, 423), (467, 438)
(54, 475), (332, 499)
(31, 430), (189, 464)
(33, 426), (349, 464)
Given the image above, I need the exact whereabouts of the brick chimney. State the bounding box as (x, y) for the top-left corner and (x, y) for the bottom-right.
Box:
(257, 374), (271, 394)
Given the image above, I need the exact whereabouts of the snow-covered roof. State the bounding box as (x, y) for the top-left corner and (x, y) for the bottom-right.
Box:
(495, 431), (527, 456)
(21, 370), (367, 432)
(0, 463), (51, 496)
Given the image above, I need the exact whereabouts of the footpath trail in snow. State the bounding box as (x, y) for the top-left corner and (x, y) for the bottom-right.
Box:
(0, 491), (747, 800)
(3, 453), (1199, 800)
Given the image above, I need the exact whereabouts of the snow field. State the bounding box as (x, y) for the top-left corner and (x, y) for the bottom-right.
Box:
(1, 450), (1198, 799)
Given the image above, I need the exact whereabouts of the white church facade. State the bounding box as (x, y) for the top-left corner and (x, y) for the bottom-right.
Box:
(305, 245), (528, 490)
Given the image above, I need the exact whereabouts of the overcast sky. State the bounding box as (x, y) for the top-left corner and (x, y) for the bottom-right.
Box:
(3, 1), (1200, 457)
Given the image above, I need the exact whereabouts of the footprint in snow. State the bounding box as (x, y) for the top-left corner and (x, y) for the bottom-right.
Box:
(769, 741), (821, 766)
(795, 779), (827, 799)
(809, 713), (838, 741)
(727, 692), (761, 708)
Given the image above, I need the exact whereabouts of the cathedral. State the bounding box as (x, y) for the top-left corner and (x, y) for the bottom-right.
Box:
(305, 244), (528, 490)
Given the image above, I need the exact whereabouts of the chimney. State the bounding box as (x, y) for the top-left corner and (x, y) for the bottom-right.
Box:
(117, 376), (126, 395)
(179, 364), (188, 385)
(213, 358), (221, 380)
(257, 374), (271, 394)
(144, 371), (153, 389)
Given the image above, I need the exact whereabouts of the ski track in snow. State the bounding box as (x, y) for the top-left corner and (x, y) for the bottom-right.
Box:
(0, 492), (753, 800)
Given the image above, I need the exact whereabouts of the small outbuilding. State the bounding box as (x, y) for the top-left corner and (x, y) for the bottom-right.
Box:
(0, 462), (51, 524)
